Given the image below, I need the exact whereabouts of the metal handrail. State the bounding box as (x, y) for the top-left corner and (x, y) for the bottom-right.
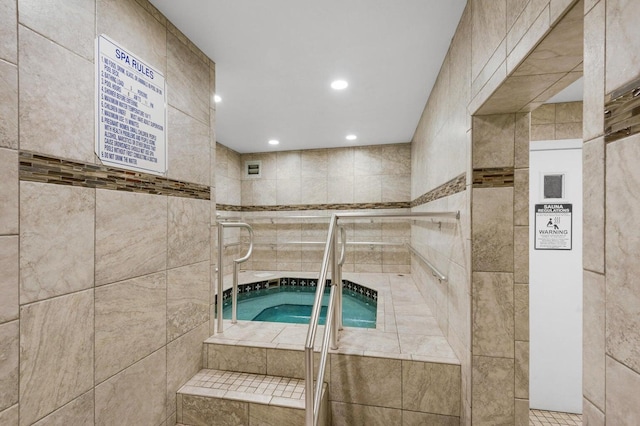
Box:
(304, 210), (459, 425)
(219, 211), (460, 222)
(249, 240), (405, 247)
(336, 210), (460, 220)
(337, 226), (346, 330)
(304, 214), (338, 426)
(243, 214), (331, 221)
(406, 243), (447, 282)
(216, 221), (254, 333)
(216, 214), (331, 224)
(223, 241), (243, 248)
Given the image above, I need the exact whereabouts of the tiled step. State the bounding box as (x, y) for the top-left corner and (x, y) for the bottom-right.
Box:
(203, 322), (326, 380)
(176, 369), (329, 426)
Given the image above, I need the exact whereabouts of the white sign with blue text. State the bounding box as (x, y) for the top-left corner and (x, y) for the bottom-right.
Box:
(96, 35), (167, 175)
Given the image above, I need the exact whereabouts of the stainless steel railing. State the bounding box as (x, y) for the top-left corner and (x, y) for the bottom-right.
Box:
(216, 220), (254, 333)
(249, 240), (405, 247)
(406, 243), (447, 282)
(303, 210), (459, 425)
(304, 213), (340, 426)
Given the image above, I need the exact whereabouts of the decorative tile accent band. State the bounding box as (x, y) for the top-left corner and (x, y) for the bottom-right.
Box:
(472, 167), (515, 188)
(605, 77), (640, 143)
(19, 151), (211, 200)
(410, 173), (466, 207)
(217, 277), (378, 306)
(216, 204), (242, 212)
(217, 201), (411, 212)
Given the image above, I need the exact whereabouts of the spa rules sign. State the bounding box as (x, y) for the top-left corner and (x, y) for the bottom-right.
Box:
(534, 203), (573, 250)
(96, 35), (167, 175)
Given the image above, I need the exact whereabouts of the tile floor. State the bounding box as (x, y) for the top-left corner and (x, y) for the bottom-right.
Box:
(186, 369), (305, 400)
(530, 409), (582, 425)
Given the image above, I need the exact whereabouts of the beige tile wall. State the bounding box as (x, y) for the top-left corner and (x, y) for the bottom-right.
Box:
(413, 0), (639, 424)
(471, 112), (528, 426)
(240, 144), (411, 207)
(216, 143), (412, 274)
(323, 354), (458, 423)
(216, 143), (242, 207)
(410, 0), (586, 424)
(583, 0), (640, 423)
(410, 3), (473, 423)
(0, 0), (20, 420)
(0, 0), (215, 424)
(215, 143), (243, 276)
(1, 1), (637, 425)
(531, 101), (583, 140)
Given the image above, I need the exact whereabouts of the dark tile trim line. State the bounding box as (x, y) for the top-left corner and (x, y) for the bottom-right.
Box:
(410, 173), (466, 207)
(217, 277), (378, 305)
(18, 151), (211, 200)
(605, 77), (640, 143)
(216, 201), (411, 212)
(216, 204), (243, 212)
(472, 167), (515, 188)
(219, 173), (467, 212)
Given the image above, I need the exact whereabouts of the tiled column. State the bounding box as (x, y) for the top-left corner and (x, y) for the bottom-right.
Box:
(0, 0), (19, 422)
(0, 148), (19, 423)
(471, 112), (530, 425)
(593, 0), (640, 423)
(582, 3), (606, 423)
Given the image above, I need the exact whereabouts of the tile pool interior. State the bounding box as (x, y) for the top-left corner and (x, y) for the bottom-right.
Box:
(212, 270), (459, 363)
(222, 284), (377, 328)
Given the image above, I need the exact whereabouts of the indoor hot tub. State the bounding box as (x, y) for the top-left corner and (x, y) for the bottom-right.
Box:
(219, 278), (377, 329)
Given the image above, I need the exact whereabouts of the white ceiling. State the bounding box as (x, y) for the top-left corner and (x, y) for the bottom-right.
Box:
(149, 0), (467, 153)
(545, 77), (584, 104)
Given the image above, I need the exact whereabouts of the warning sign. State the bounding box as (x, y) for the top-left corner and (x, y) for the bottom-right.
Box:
(535, 204), (572, 250)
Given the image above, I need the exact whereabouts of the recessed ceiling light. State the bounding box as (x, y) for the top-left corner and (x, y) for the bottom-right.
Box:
(331, 80), (348, 90)
(268, 139), (280, 145)
(214, 94), (222, 103)
(346, 134), (357, 141)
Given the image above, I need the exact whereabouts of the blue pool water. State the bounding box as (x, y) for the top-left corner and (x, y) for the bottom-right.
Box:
(222, 285), (376, 328)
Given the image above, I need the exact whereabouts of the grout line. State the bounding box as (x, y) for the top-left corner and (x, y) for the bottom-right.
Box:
(16, 3), (21, 423)
(93, 176), (97, 426)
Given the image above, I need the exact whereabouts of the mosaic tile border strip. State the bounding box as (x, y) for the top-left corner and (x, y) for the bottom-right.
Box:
(219, 173), (467, 212)
(605, 77), (640, 143)
(217, 201), (411, 212)
(19, 151), (211, 200)
(216, 204), (243, 212)
(410, 173), (466, 207)
(217, 278), (378, 305)
(279, 277), (378, 301)
(472, 167), (514, 188)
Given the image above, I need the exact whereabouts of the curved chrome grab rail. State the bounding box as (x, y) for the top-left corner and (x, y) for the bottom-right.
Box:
(338, 225), (346, 267)
(232, 224), (253, 323)
(216, 221), (254, 332)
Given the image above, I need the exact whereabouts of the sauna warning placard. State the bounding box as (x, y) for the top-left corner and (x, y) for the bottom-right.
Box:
(534, 204), (572, 250)
(96, 35), (167, 175)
